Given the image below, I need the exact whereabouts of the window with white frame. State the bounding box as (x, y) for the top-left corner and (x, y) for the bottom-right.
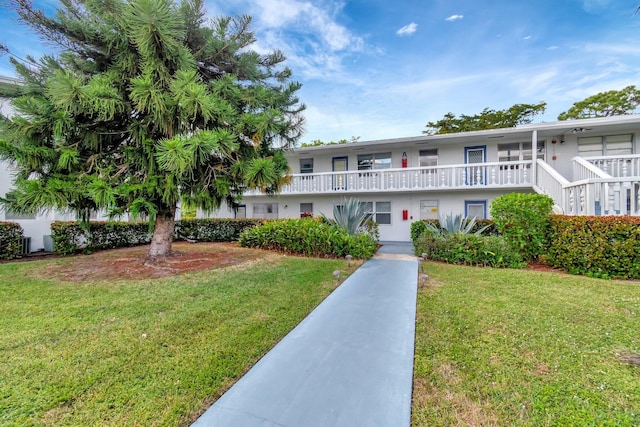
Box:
(300, 158), (314, 174)
(578, 134), (633, 157)
(465, 200), (487, 219)
(253, 203), (278, 219)
(3, 193), (36, 220)
(498, 141), (545, 162)
(360, 201), (391, 225)
(300, 202), (313, 218)
(419, 149), (438, 167)
(357, 152), (392, 171)
(4, 210), (36, 220)
(419, 200), (439, 220)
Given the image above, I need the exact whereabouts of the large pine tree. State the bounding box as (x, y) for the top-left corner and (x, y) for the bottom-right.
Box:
(0, 0), (304, 260)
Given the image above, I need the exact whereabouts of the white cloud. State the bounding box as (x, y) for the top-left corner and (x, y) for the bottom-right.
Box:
(250, 0), (364, 52)
(547, 45), (560, 50)
(523, 35), (532, 40)
(396, 22), (417, 36)
(445, 15), (464, 22)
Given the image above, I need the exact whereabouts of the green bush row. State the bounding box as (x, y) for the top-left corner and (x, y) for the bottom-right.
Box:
(491, 193), (554, 261)
(410, 219), (498, 241)
(414, 232), (525, 268)
(51, 219), (265, 255)
(175, 218), (264, 242)
(238, 217), (377, 259)
(546, 215), (640, 279)
(51, 222), (153, 255)
(0, 222), (24, 260)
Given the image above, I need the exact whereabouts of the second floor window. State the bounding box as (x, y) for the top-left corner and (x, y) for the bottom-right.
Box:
(419, 149), (438, 167)
(300, 158), (314, 174)
(357, 152), (391, 171)
(578, 134), (632, 157)
(498, 141), (545, 162)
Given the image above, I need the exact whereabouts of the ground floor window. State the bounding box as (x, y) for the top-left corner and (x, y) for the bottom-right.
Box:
(235, 205), (246, 218)
(300, 202), (313, 218)
(465, 200), (487, 219)
(419, 200), (439, 220)
(253, 203), (278, 219)
(360, 201), (392, 225)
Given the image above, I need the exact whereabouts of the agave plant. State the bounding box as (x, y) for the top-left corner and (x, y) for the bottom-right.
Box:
(321, 197), (371, 235)
(425, 212), (489, 235)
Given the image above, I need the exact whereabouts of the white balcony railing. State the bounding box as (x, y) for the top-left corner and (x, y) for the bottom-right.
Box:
(535, 159), (570, 211)
(262, 161), (533, 195)
(564, 178), (640, 216)
(586, 154), (640, 178)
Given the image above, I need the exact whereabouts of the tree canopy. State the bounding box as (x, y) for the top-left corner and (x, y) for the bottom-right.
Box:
(0, 0), (304, 259)
(423, 102), (547, 135)
(557, 85), (640, 120)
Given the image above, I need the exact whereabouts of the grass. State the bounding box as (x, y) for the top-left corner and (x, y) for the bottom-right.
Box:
(0, 254), (350, 426)
(412, 262), (640, 426)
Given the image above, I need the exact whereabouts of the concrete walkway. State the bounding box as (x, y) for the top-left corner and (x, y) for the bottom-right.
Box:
(192, 242), (418, 427)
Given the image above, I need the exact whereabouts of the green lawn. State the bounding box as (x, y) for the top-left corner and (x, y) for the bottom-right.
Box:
(0, 253), (348, 426)
(413, 262), (640, 426)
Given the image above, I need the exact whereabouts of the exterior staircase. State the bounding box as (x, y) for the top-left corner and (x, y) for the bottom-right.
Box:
(534, 155), (640, 216)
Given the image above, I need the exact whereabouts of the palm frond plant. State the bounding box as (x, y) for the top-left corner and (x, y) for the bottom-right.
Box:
(321, 197), (371, 236)
(425, 212), (490, 235)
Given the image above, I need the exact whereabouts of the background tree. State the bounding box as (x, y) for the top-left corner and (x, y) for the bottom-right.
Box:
(424, 102), (547, 135)
(557, 85), (640, 120)
(0, 0), (304, 260)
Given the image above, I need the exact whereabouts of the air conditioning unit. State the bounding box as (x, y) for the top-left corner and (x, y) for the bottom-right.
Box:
(20, 237), (31, 254)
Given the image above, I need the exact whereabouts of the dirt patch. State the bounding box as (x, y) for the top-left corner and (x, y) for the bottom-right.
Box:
(33, 242), (271, 282)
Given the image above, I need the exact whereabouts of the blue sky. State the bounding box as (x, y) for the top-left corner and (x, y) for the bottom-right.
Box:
(2, 0), (640, 143)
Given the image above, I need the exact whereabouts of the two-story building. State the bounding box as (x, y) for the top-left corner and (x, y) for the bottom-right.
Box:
(206, 115), (640, 242)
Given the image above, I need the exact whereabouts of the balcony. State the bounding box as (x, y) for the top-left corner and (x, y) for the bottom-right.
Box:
(248, 161), (534, 196)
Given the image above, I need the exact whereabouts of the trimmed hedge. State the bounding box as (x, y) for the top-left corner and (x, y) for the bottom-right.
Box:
(238, 217), (377, 259)
(0, 222), (24, 260)
(546, 215), (640, 279)
(175, 219), (264, 242)
(51, 219), (265, 255)
(410, 219), (498, 241)
(491, 193), (554, 261)
(414, 232), (525, 268)
(51, 222), (152, 256)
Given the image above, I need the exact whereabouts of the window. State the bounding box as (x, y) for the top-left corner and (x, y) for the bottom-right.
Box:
(300, 158), (314, 174)
(419, 149), (438, 167)
(300, 202), (313, 218)
(253, 203), (278, 219)
(360, 201), (392, 225)
(4, 210), (36, 220)
(465, 200), (487, 219)
(498, 141), (545, 162)
(578, 134), (633, 157)
(357, 152), (391, 171)
(235, 205), (246, 219)
(420, 200), (439, 220)
(3, 193), (36, 220)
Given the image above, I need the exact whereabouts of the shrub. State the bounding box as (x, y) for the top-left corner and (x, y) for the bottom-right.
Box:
(546, 215), (640, 279)
(238, 217), (377, 259)
(0, 222), (24, 260)
(51, 221), (152, 255)
(424, 212), (490, 236)
(321, 197), (370, 235)
(411, 218), (497, 242)
(491, 193), (554, 261)
(175, 219), (264, 242)
(51, 219), (264, 255)
(415, 232), (525, 268)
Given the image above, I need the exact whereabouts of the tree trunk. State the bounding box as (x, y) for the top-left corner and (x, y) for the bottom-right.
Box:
(147, 209), (176, 261)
